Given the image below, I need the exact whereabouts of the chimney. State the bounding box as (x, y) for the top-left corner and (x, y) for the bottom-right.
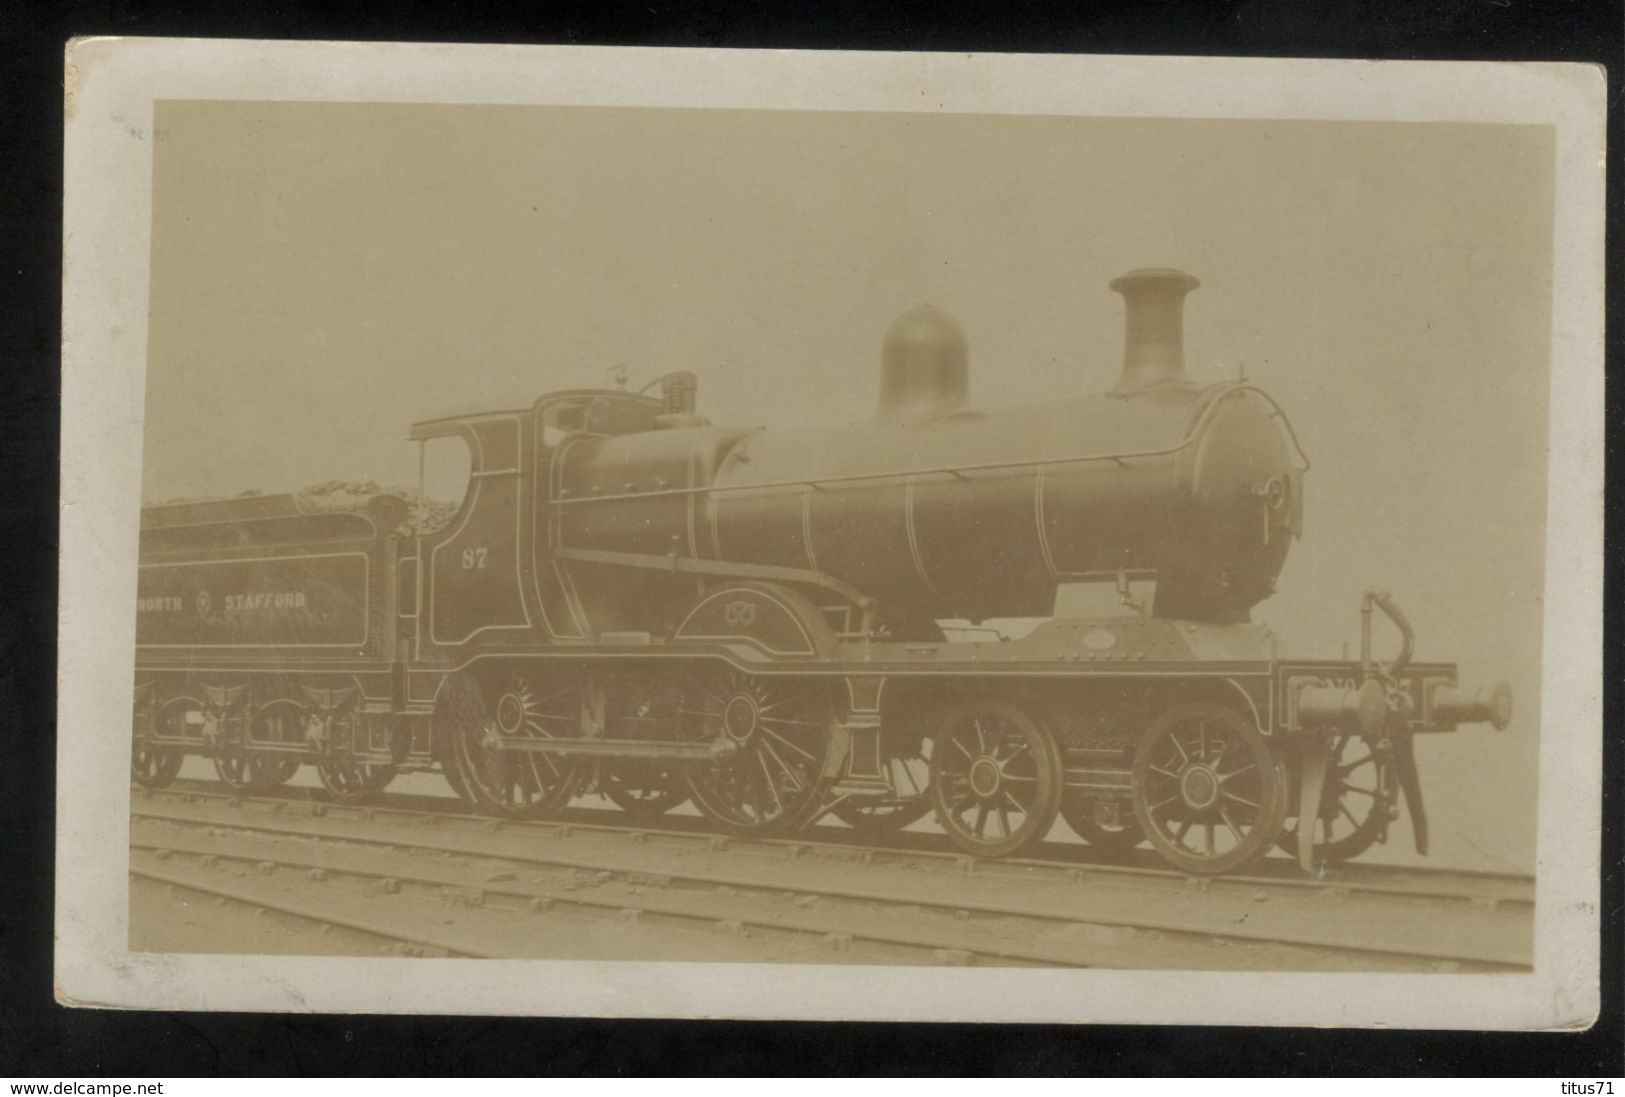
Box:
(1109, 268), (1200, 393)
(876, 306), (970, 423)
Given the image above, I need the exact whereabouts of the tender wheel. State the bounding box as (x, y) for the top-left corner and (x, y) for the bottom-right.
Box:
(317, 757), (395, 799)
(244, 697), (305, 791)
(216, 751), (298, 792)
(600, 763), (688, 822)
(254, 757), (301, 789)
(1058, 793), (1144, 853)
(131, 742), (183, 789)
(211, 742), (258, 791)
(455, 672), (582, 819)
(831, 743), (933, 833)
(308, 705), (395, 801)
(928, 700), (1062, 858)
(1277, 734), (1389, 865)
(1131, 702), (1287, 875)
(679, 668), (834, 835)
(212, 709), (276, 792)
(132, 690), (187, 789)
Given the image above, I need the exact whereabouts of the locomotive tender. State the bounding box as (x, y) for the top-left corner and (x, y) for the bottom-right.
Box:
(131, 269), (1512, 874)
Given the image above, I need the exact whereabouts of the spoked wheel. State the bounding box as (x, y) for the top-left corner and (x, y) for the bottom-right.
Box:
(831, 742), (933, 833)
(131, 741), (184, 789)
(211, 698), (290, 793)
(679, 668), (834, 835)
(1058, 793), (1144, 854)
(215, 747), (295, 792)
(132, 688), (184, 789)
(455, 672), (583, 819)
(1277, 734), (1390, 865)
(317, 757), (396, 799)
(600, 762), (688, 822)
(928, 700), (1062, 858)
(307, 708), (399, 802)
(211, 744), (260, 791)
(254, 757), (302, 789)
(1132, 702), (1287, 875)
(134, 693), (202, 789)
(433, 678), (479, 804)
(242, 697), (305, 791)
(440, 756), (474, 803)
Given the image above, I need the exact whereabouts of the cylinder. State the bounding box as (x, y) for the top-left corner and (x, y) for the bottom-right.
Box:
(1295, 679), (1387, 735)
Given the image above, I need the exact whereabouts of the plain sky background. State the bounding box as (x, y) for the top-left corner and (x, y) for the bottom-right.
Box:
(144, 102), (1553, 871)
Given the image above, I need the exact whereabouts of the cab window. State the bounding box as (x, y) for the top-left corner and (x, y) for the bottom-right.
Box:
(415, 434), (473, 535)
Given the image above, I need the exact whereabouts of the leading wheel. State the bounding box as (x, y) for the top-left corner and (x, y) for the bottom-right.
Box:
(455, 672), (583, 819)
(928, 700), (1062, 858)
(1277, 734), (1390, 865)
(1131, 702), (1287, 875)
(680, 668), (833, 835)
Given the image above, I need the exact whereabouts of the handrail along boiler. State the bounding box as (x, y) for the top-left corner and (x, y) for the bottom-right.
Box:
(131, 269), (1512, 874)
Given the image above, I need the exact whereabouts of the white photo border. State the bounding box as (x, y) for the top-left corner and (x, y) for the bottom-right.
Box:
(57, 38), (1605, 1027)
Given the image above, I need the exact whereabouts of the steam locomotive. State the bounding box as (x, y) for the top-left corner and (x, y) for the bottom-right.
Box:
(130, 269), (1512, 875)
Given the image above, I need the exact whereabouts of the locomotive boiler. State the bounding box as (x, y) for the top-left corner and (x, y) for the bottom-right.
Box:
(559, 270), (1299, 631)
(131, 268), (1512, 876)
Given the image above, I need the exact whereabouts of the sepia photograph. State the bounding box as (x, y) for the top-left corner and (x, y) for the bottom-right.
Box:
(56, 40), (1604, 1026)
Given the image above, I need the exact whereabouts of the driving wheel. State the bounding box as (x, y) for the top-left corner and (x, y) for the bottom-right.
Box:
(680, 668), (833, 835)
(455, 672), (583, 819)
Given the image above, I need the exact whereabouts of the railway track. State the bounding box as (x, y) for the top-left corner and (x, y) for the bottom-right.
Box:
(148, 778), (1537, 905)
(130, 782), (1533, 970)
(129, 868), (480, 957)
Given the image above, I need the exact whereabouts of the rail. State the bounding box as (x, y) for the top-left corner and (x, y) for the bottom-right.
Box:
(131, 790), (1531, 970)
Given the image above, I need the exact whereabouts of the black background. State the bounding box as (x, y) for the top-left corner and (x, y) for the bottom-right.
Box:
(2, 0), (1620, 1077)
